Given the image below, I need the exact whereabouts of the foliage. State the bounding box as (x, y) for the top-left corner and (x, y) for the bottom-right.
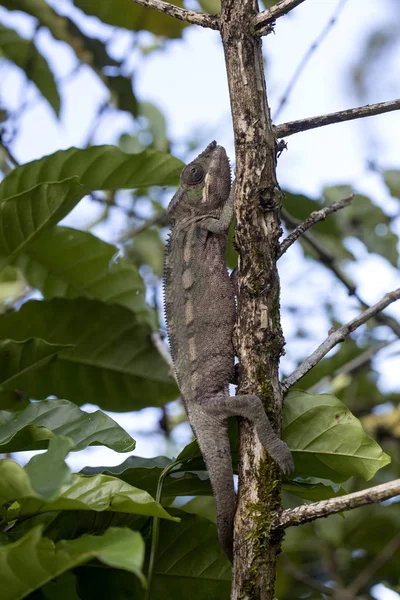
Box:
(0, 0), (398, 599)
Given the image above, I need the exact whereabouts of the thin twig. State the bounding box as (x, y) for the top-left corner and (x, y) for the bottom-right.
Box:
(117, 210), (168, 242)
(280, 555), (333, 595)
(274, 479), (400, 530)
(278, 195), (354, 258)
(0, 136), (19, 167)
(346, 532), (400, 596)
(151, 331), (175, 378)
(280, 209), (400, 339)
(273, 0), (350, 120)
(253, 0), (307, 36)
(275, 98), (400, 138)
(281, 288), (400, 392)
(308, 339), (397, 394)
(127, 0), (219, 29)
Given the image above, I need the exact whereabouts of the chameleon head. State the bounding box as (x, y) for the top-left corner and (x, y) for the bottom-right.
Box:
(167, 141), (231, 222)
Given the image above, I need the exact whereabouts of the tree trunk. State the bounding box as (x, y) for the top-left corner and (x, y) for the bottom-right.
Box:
(219, 2), (285, 598)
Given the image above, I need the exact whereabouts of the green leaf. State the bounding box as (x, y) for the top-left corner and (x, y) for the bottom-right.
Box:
(13, 226), (150, 317)
(127, 228), (165, 276)
(197, 0), (221, 14)
(138, 101), (169, 152)
(384, 169), (400, 199)
(284, 480), (346, 501)
(0, 298), (178, 411)
(153, 509), (231, 599)
(325, 187), (399, 266)
(63, 16), (121, 70)
(82, 455), (212, 501)
(73, 0), (188, 38)
(0, 146), (183, 202)
(0, 525), (145, 600)
(0, 24), (60, 115)
(0, 399), (136, 453)
(0, 460), (179, 522)
(0, 338), (69, 390)
(282, 190), (354, 261)
(0, 266), (26, 303)
(24, 436), (74, 500)
(107, 75), (138, 117)
(0, 178), (86, 268)
(283, 390), (391, 482)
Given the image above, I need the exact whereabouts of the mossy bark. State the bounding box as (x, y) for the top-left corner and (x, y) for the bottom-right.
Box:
(219, 1), (285, 598)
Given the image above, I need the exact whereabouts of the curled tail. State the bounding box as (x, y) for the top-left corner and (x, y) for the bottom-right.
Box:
(191, 412), (236, 561)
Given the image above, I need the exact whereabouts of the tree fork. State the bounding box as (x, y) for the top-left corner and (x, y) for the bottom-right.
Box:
(219, 1), (286, 597)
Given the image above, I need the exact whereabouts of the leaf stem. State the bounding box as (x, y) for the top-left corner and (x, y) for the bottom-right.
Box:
(145, 459), (184, 600)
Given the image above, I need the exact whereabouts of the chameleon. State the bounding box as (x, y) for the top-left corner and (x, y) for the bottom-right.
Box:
(163, 141), (293, 561)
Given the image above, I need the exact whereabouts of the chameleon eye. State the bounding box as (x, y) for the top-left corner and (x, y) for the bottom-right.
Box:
(182, 163), (204, 185)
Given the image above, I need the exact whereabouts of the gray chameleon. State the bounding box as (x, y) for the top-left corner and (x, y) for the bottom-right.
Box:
(163, 141), (293, 561)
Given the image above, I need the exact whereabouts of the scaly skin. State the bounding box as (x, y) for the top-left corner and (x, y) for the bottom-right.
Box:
(163, 141), (293, 561)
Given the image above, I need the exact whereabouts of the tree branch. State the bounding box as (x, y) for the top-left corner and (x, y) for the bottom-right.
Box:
(308, 339), (397, 394)
(0, 135), (19, 167)
(127, 0), (219, 29)
(280, 555), (333, 595)
(281, 288), (400, 392)
(278, 195), (353, 258)
(280, 209), (400, 338)
(274, 479), (400, 530)
(272, 0), (349, 119)
(275, 98), (400, 138)
(345, 532), (400, 596)
(118, 210), (167, 242)
(253, 0), (307, 36)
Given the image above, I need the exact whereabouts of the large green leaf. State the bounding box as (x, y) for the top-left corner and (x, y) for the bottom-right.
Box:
(24, 436), (74, 500)
(0, 146), (183, 201)
(13, 226), (149, 317)
(283, 390), (391, 482)
(0, 24), (60, 115)
(384, 169), (400, 199)
(73, 0), (188, 38)
(0, 178), (85, 268)
(0, 459), (178, 522)
(0, 399), (135, 453)
(0, 298), (178, 411)
(0, 338), (69, 390)
(0, 525), (145, 600)
(152, 509), (231, 599)
(82, 455), (213, 501)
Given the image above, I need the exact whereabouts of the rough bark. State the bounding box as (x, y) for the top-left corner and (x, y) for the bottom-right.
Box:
(219, 2), (285, 598)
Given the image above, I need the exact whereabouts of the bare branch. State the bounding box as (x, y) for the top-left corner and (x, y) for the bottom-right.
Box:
(278, 195), (353, 258)
(272, 0), (349, 119)
(151, 331), (175, 377)
(280, 209), (400, 339)
(128, 0), (219, 29)
(281, 288), (400, 392)
(308, 339), (397, 394)
(274, 479), (400, 530)
(0, 135), (19, 167)
(346, 532), (400, 596)
(117, 210), (167, 242)
(275, 98), (400, 138)
(253, 0), (307, 36)
(280, 555), (333, 595)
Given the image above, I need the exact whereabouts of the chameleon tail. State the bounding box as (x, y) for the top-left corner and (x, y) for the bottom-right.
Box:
(192, 416), (236, 561)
